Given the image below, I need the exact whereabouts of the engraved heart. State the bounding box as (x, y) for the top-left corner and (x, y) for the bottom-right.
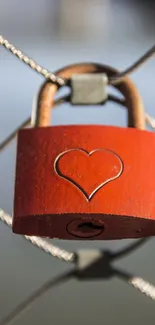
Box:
(54, 148), (123, 201)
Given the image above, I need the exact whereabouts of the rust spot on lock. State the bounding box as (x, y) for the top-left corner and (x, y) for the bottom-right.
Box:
(66, 218), (105, 238)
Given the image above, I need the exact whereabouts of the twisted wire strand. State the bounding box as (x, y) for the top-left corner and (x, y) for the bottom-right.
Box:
(0, 93), (154, 153)
(0, 35), (66, 86)
(0, 95), (69, 151)
(0, 270), (75, 325)
(0, 209), (75, 263)
(109, 45), (155, 84)
(129, 277), (155, 300)
(1, 34), (155, 85)
(115, 269), (155, 301)
(0, 38), (155, 320)
(1, 208), (155, 305)
(111, 238), (148, 260)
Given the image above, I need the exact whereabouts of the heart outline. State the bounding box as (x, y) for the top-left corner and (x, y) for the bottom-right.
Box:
(54, 148), (123, 201)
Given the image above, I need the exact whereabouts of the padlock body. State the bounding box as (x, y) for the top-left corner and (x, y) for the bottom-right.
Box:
(13, 125), (155, 240)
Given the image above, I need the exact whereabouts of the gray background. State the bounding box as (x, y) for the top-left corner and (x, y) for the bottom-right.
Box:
(0, 0), (155, 324)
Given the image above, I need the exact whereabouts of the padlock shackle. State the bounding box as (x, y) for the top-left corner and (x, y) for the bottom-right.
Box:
(35, 63), (145, 129)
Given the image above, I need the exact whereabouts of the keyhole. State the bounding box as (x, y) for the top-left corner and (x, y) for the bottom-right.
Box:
(67, 218), (105, 238)
(78, 222), (104, 233)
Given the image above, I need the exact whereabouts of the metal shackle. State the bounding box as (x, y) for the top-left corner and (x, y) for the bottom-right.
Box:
(34, 63), (145, 130)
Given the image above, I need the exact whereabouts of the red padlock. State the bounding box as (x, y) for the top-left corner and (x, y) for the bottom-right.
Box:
(13, 63), (155, 240)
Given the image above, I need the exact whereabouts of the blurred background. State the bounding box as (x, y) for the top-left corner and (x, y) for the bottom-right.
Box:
(0, 0), (155, 324)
